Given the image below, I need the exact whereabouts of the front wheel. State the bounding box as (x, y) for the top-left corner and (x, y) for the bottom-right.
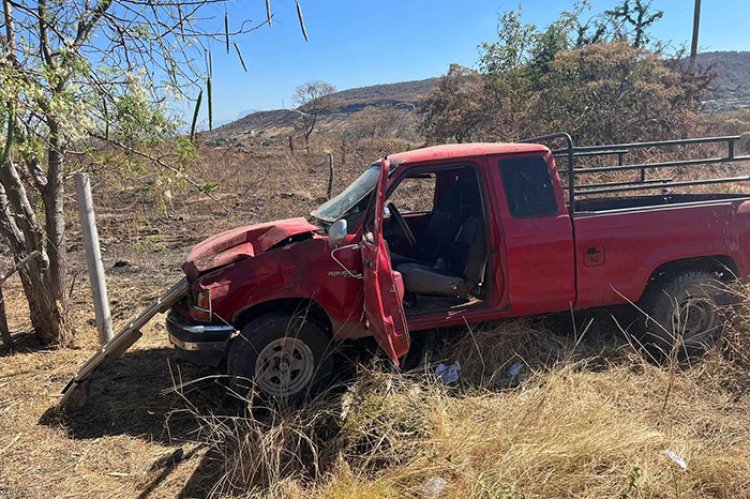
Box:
(227, 312), (334, 402)
(638, 271), (731, 354)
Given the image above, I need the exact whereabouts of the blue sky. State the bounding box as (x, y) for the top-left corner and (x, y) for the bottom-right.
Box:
(198, 0), (750, 123)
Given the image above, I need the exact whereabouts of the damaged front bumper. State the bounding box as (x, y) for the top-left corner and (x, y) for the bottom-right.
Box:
(166, 310), (234, 367)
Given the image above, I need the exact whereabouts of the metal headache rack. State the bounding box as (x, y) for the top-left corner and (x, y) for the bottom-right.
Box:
(521, 133), (750, 214)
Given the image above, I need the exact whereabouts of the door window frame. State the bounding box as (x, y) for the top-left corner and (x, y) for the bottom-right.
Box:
(385, 161), (494, 301)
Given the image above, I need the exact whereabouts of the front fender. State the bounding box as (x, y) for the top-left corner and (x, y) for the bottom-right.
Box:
(197, 237), (366, 339)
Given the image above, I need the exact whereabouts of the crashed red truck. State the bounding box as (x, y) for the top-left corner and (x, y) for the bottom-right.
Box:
(61, 133), (750, 405)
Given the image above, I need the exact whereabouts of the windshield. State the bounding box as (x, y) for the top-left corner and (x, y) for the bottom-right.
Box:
(311, 164), (380, 222)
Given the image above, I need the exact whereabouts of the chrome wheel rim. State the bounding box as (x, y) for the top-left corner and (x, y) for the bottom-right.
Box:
(672, 297), (716, 343)
(255, 337), (315, 397)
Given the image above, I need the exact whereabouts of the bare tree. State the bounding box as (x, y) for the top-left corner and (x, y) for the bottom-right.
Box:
(293, 81), (337, 145)
(0, 1), (299, 345)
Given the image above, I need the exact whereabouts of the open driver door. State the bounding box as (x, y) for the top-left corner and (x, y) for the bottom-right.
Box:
(360, 158), (410, 366)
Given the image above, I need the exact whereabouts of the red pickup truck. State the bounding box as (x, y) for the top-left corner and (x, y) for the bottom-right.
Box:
(158, 133), (750, 400)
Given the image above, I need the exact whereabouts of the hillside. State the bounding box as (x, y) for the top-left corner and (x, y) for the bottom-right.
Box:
(695, 51), (750, 112)
(210, 77), (438, 139)
(210, 51), (750, 140)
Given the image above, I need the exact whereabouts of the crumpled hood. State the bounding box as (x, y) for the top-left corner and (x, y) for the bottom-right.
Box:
(182, 217), (320, 279)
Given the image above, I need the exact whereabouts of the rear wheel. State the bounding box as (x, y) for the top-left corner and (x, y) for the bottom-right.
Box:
(638, 272), (730, 354)
(227, 312), (334, 402)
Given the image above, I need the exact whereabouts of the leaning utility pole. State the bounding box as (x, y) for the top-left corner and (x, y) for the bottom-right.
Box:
(688, 0), (702, 75)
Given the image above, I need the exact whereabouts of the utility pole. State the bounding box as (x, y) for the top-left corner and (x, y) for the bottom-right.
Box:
(689, 0), (702, 76)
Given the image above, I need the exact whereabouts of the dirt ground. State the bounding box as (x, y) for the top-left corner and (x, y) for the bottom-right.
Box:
(0, 144), (349, 498)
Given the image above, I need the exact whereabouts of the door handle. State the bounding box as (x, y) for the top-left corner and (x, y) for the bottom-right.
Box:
(584, 245), (605, 267)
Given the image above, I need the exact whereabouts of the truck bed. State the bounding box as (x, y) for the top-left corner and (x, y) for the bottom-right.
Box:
(574, 193), (750, 213)
(572, 197), (750, 310)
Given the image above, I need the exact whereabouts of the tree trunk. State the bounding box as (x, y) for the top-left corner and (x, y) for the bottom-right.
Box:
(0, 156), (72, 345)
(45, 122), (68, 310)
(16, 258), (68, 345)
(304, 112), (317, 146)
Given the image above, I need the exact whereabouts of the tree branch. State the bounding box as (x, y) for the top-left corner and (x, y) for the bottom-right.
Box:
(92, 134), (229, 212)
(20, 154), (48, 195)
(0, 250), (40, 284)
(37, 0), (53, 65)
(73, 0), (113, 50)
(2, 0), (17, 57)
(0, 183), (25, 249)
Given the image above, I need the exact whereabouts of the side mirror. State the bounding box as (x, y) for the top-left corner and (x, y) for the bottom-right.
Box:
(328, 219), (348, 248)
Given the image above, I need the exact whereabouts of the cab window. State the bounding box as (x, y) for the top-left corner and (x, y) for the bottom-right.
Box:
(499, 156), (558, 217)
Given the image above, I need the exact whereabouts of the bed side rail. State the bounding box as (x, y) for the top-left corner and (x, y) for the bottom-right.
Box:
(522, 133), (750, 214)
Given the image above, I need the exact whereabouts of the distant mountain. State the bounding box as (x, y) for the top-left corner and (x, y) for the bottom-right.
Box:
(694, 51), (750, 112)
(236, 109), (259, 119)
(209, 51), (750, 140)
(328, 78), (440, 112)
(207, 77), (438, 139)
(212, 109), (302, 138)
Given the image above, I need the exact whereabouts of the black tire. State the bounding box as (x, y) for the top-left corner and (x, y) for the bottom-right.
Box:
(227, 312), (334, 403)
(638, 271), (730, 354)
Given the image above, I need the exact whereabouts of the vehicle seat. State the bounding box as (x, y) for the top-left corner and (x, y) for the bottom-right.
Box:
(390, 210), (458, 267)
(396, 217), (485, 298)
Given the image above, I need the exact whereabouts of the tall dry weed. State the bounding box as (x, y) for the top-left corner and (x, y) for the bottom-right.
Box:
(177, 301), (747, 497)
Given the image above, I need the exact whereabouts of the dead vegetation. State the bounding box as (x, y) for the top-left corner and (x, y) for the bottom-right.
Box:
(162, 306), (750, 498)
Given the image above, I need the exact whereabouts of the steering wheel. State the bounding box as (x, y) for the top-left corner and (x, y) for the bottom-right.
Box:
(387, 202), (417, 247)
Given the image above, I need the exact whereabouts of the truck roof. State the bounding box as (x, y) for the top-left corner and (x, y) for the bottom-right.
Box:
(389, 142), (549, 166)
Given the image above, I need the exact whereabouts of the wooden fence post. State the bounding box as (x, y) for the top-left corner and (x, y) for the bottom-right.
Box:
(327, 152), (334, 200)
(75, 173), (114, 345)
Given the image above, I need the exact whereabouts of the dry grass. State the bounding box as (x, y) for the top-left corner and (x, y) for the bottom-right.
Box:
(2, 142), (750, 498)
(169, 304), (750, 498)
